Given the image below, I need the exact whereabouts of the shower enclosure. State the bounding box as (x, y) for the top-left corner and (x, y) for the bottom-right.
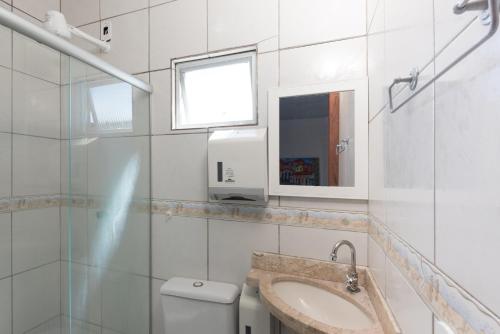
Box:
(61, 57), (151, 334)
(0, 7), (151, 334)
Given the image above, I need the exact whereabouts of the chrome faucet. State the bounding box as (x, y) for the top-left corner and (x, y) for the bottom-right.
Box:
(330, 240), (360, 293)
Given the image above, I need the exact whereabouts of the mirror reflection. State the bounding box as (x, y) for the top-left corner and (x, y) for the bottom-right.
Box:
(279, 90), (355, 187)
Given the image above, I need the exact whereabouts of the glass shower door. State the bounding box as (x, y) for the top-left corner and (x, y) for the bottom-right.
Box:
(62, 56), (151, 334)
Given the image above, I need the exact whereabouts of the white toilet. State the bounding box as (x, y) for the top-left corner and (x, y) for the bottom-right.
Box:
(161, 277), (240, 334)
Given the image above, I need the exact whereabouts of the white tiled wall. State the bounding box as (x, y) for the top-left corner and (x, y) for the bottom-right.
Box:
(150, 0), (207, 70)
(207, 0), (278, 51)
(0, 2), (62, 333)
(0, 277), (12, 334)
(279, 225), (367, 266)
(368, 0), (500, 330)
(13, 262), (60, 334)
(12, 207), (60, 274)
(385, 259), (433, 334)
(208, 219), (279, 285)
(12, 134), (60, 196)
(0, 213), (11, 279)
(152, 215), (208, 281)
(280, 0), (365, 48)
(60, 1), (371, 333)
(12, 71), (60, 139)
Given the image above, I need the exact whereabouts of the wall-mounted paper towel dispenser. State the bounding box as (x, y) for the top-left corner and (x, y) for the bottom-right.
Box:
(208, 128), (268, 204)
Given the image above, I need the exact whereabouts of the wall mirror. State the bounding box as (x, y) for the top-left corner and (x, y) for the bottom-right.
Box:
(268, 79), (368, 199)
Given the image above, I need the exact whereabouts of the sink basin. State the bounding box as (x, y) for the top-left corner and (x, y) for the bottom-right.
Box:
(272, 281), (374, 330)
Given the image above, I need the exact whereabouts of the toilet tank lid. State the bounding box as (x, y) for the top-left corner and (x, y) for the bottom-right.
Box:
(160, 277), (240, 304)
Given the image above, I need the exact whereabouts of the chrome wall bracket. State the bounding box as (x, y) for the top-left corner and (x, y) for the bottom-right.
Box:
(388, 68), (419, 113)
(454, 0), (489, 14)
(454, 0), (499, 25)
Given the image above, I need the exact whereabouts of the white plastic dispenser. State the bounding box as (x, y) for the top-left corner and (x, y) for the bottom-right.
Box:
(208, 128), (268, 204)
(239, 284), (271, 334)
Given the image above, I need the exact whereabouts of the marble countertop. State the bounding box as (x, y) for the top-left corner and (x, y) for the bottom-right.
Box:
(247, 252), (401, 334)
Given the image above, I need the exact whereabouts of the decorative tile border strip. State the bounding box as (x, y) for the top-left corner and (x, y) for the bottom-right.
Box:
(152, 199), (368, 232)
(369, 217), (500, 334)
(3, 195), (367, 232)
(0, 195), (61, 213)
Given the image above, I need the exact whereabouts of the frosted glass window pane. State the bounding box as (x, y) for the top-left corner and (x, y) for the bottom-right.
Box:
(89, 82), (133, 132)
(174, 51), (257, 129)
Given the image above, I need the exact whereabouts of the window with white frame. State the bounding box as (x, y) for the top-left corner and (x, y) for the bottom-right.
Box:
(172, 49), (257, 130)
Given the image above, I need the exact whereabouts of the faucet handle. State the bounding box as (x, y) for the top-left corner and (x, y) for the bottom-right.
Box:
(345, 272), (361, 293)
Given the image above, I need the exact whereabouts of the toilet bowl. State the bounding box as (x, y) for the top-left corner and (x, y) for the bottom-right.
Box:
(161, 277), (240, 334)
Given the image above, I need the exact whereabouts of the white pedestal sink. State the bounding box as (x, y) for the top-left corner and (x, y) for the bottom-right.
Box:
(272, 281), (374, 330)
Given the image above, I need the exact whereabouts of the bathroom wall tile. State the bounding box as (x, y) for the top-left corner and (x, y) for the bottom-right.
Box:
(70, 22), (101, 54)
(152, 214), (208, 281)
(12, 207), (60, 274)
(13, 32), (60, 84)
(366, 0), (381, 32)
(367, 0), (386, 119)
(150, 0), (207, 71)
(279, 225), (368, 266)
(60, 139), (88, 196)
(13, 71), (60, 138)
(209, 219), (278, 285)
(88, 209), (150, 276)
(207, 0), (278, 51)
(383, 65), (434, 261)
(0, 66), (12, 133)
(280, 0), (365, 48)
(102, 271), (149, 334)
(0, 2), (12, 68)
(61, 262), (101, 325)
(368, 30), (385, 119)
(13, 262), (60, 334)
(150, 69), (172, 135)
(434, 20), (500, 313)
(61, 0), (99, 27)
(86, 136), (150, 199)
(100, 9), (149, 74)
(100, 0), (148, 19)
(0, 133), (11, 199)
(368, 114), (385, 222)
(279, 197), (368, 213)
(152, 133), (208, 201)
(280, 37), (367, 87)
(12, 135), (60, 196)
(256, 51), (279, 128)
(60, 207), (88, 263)
(13, 0), (59, 21)
(368, 236), (386, 296)
(60, 317), (102, 334)
(385, 259), (433, 334)
(150, 69), (207, 135)
(384, 0), (434, 95)
(0, 213), (11, 279)
(0, 277), (11, 334)
(152, 278), (166, 334)
(434, 0), (477, 53)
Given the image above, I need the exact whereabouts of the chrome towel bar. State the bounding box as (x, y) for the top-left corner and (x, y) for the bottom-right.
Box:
(388, 0), (499, 114)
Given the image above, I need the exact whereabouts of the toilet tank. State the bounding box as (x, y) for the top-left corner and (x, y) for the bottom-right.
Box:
(161, 277), (240, 334)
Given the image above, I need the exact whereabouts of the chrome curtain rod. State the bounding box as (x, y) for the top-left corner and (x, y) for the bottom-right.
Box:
(389, 0), (498, 113)
(0, 6), (153, 93)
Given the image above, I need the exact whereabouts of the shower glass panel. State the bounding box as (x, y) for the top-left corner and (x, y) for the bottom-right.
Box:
(62, 55), (151, 334)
